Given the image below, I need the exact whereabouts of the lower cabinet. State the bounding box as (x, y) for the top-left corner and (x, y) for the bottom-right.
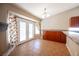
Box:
(43, 31), (66, 43)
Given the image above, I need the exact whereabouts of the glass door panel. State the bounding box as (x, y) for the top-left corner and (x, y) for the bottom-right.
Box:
(35, 25), (40, 34)
(20, 20), (26, 42)
(29, 23), (34, 39)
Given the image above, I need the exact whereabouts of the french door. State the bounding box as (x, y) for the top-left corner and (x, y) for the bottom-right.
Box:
(19, 19), (27, 43)
(29, 22), (34, 39)
(7, 13), (40, 46)
(18, 18), (35, 44)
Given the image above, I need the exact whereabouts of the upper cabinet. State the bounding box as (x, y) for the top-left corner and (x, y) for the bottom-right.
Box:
(70, 16), (79, 27)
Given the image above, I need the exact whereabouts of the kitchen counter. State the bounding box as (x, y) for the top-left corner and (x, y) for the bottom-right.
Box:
(63, 31), (79, 45)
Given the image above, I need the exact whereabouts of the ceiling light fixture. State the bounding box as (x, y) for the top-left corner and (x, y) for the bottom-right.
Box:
(42, 8), (50, 19)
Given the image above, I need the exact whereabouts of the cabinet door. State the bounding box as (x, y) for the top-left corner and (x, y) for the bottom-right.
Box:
(60, 32), (66, 43)
(70, 16), (79, 27)
(43, 31), (56, 40)
(43, 31), (66, 43)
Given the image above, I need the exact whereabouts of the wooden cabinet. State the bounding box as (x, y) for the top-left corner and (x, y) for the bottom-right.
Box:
(70, 16), (79, 27)
(43, 31), (66, 43)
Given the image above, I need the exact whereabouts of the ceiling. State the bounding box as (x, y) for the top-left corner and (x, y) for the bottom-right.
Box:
(14, 3), (79, 19)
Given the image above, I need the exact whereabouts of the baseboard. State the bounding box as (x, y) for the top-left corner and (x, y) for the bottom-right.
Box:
(3, 45), (16, 56)
(66, 44), (73, 56)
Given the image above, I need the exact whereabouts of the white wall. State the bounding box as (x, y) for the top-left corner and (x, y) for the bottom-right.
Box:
(41, 6), (79, 30)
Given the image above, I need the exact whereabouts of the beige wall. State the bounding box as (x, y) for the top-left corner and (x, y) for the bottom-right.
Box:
(41, 6), (79, 30)
(0, 3), (41, 55)
(0, 5), (1, 20)
(0, 4), (7, 55)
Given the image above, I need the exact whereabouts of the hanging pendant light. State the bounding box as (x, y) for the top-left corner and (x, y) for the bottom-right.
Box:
(42, 8), (50, 18)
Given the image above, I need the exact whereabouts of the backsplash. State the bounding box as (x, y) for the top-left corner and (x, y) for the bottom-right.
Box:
(69, 28), (79, 33)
